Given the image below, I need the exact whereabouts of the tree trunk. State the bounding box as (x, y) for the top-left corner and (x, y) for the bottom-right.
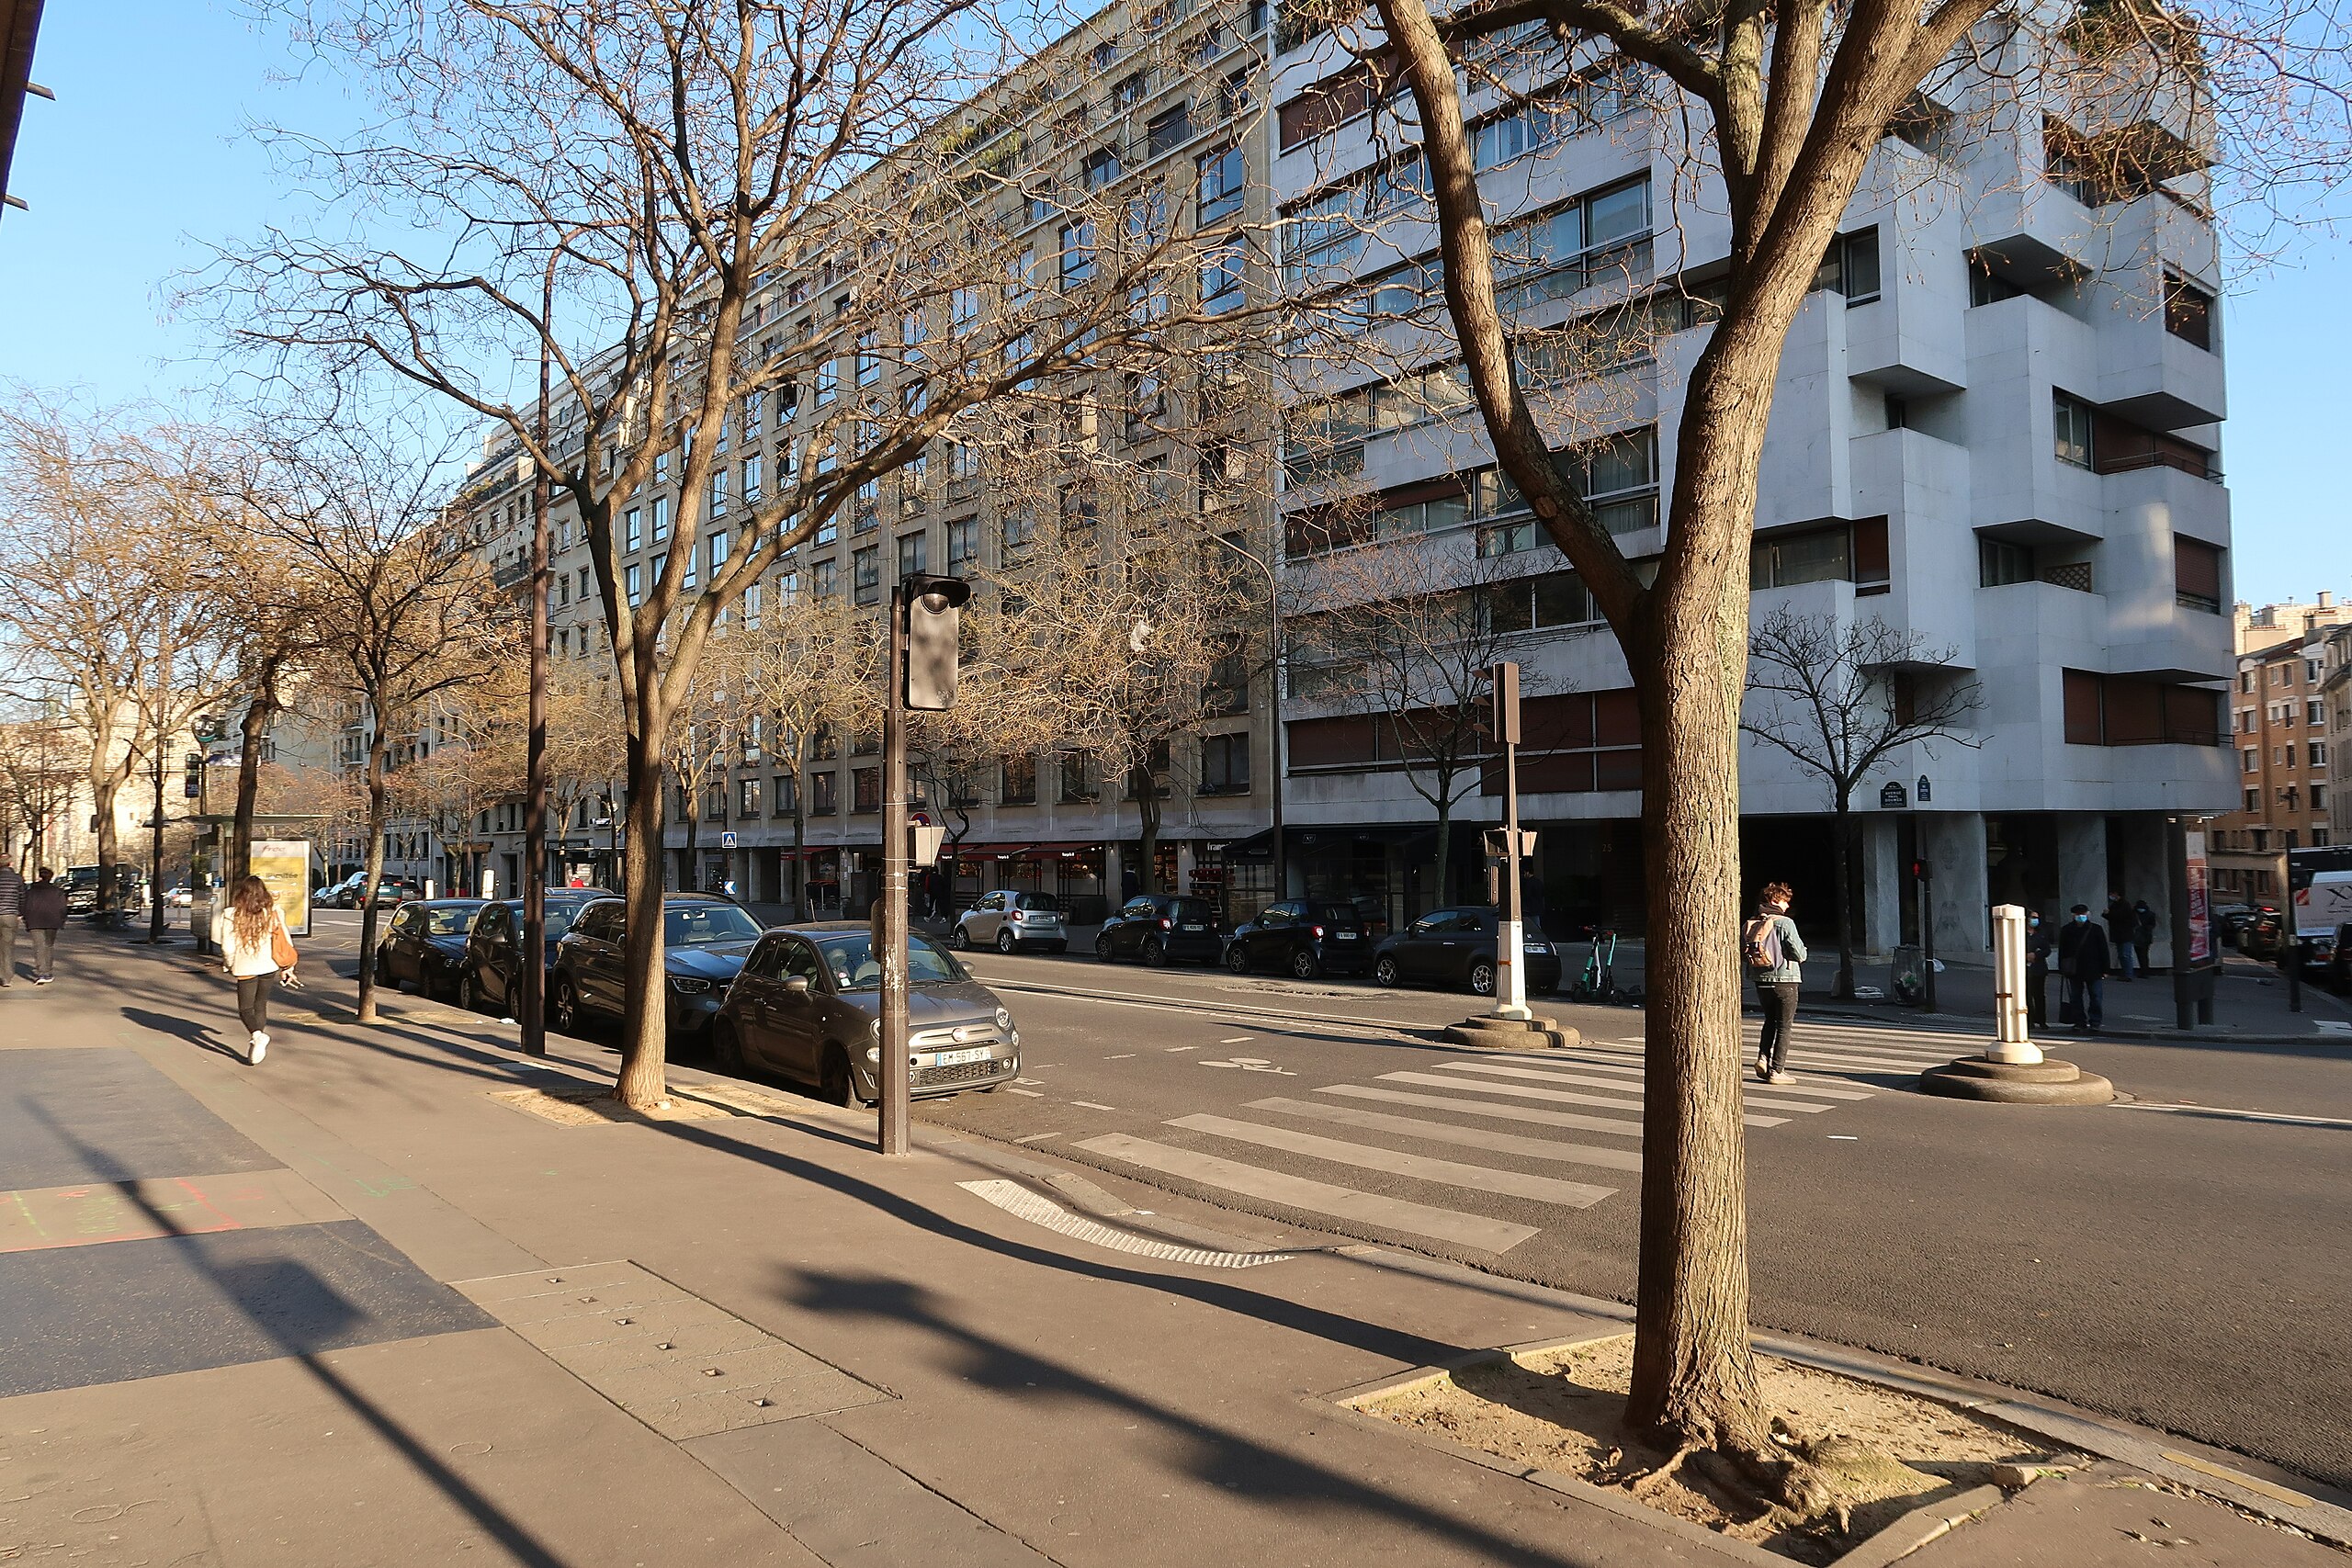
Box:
(90, 764), (119, 922)
(1622, 328), (1789, 1456)
(614, 727), (672, 1109)
(232, 669), (283, 884)
(356, 745), (391, 1023)
(1832, 799), (1857, 999)
(680, 766), (700, 890)
(792, 761), (808, 919)
(146, 750), (167, 943)
(1431, 787), (1455, 911)
(1133, 762), (1161, 895)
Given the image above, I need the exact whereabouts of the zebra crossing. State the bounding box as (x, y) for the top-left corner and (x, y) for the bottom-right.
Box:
(1073, 1018), (1990, 1255)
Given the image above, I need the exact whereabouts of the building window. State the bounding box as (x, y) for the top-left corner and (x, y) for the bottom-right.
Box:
(2312, 700), (2329, 727)
(945, 515), (978, 574)
(1059, 750), (1095, 802)
(626, 507), (643, 552)
(814, 360), (838, 406)
(855, 331), (881, 386)
(2164, 271), (2214, 350)
(1200, 732), (1250, 794)
(897, 532), (928, 579)
(2052, 390), (2095, 468)
(811, 558), (839, 598)
(1059, 220), (1096, 288)
(742, 455), (762, 505)
(852, 766), (881, 813)
(2175, 536), (2223, 614)
(771, 773), (797, 817)
(1198, 143), (1244, 224)
(1148, 104), (1193, 157)
(709, 467), (729, 516)
(1001, 507), (1036, 558)
(810, 770), (838, 816)
(1082, 146), (1122, 190)
(2243, 748), (2258, 773)
(1001, 752), (1037, 805)
(1816, 226), (1882, 301)
(2063, 669), (2223, 747)
(1200, 237), (1247, 313)
(1980, 536), (2036, 587)
(708, 531), (729, 581)
(853, 545), (881, 605)
(625, 562), (642, 607)
(737, 777), (762, 818)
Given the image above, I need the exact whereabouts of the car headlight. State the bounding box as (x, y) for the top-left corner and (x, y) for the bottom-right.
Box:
(870, 1017), (883, 1042)
(668, 976), (712, 995)
(865, 1045), (880, 1063)
(995, 1008), (1012, 1033)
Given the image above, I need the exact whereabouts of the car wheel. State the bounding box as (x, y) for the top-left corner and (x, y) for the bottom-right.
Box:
(1225, 942), (1251, 975)
(996, 929), (1016, 954)
(1096, 931), (1116, 962)
(948, 925), (969, 951)
(1468, 959), (1497, 998)
(548, 977), (581, 1034)
(1374, 955), (1401, 988)
(712, 1021), (747, 1075)
(1290, 946), (1321, 981)
(1143, 936), (1169, 968)
(458, 971), (480, 1013)
(820, 1044), (858, 1107)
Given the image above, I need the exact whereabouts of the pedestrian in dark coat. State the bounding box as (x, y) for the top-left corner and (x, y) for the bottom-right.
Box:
(2058, 903), (2109, 1032)
(2132, 899), (2159, 972)
(2024, 908), (2053, 1032)
(2104, 892), (2139, 980)
(20, 868), (67, 984)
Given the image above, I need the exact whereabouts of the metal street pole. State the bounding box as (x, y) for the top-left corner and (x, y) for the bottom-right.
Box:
(876, 582), (912, 1155)
(145, 739), (166, 943)
(2167, 814), (2196, 1031)
(520, 330), (553, 1056)
(1491, 661), (1530, 1020)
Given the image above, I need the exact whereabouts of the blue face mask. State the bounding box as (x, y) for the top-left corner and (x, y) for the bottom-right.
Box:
(2075, 913), (2089, 923)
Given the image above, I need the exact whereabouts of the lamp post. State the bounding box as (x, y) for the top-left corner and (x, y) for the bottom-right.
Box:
(1211, 531), (1284, 900)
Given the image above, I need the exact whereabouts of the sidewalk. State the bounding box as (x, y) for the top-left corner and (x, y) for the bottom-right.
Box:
(4, 927), (2345, 1567)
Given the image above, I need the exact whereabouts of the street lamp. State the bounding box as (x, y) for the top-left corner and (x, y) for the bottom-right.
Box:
(1211, 531), (1284, 901)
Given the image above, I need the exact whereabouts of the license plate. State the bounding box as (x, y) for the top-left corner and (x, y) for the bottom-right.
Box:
(1333, 931), (1359, 941)
(1523, 942), (1551, 954)
(1182, 923), (1205, 931)
(929, 1046), (990, 1067)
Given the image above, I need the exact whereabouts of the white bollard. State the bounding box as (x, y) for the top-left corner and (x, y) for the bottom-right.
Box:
(1987, 903), (2042, 1065)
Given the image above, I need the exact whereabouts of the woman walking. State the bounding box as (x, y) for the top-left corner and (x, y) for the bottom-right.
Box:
(211, 875), (294, 1064)
(1743, 881), (1807, 1085)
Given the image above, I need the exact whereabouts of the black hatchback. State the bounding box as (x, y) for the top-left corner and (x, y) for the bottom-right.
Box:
(375, 898), (486, 1000)
(455, 891), (614, 1016)
(1094, 893), (1223, 966)
(1225, 899), (1371, 979)
(1371, 906), (1562, 997)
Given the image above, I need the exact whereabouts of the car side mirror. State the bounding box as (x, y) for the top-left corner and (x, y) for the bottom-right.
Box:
(782, 976), (810, 994)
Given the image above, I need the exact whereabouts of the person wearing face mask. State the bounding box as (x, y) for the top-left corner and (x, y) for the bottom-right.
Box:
(2024, 908), (2054, 1032)
(2055, 902), (2109, 1033)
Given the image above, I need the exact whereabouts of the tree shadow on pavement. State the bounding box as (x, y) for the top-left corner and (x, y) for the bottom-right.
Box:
(775, 1263), (1615, 1568)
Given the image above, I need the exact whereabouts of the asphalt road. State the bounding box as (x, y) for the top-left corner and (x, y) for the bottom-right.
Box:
(299, 907), (2352, 1490)
(907, 947), (2352, 1495)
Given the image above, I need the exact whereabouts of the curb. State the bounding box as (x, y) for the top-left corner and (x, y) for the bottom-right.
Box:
(1791, 1000), (2333, 1046)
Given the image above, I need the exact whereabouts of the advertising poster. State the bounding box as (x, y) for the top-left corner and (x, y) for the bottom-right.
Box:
(251, 840), (313, 938)
(2184, 830), (2211, 965)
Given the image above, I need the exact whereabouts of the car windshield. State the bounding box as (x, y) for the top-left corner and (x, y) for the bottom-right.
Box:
(811, 931), (966, 991)
(425, 906), (481, 936)
(1012, 893), (1060, 911)
(665, 903), (764, 946)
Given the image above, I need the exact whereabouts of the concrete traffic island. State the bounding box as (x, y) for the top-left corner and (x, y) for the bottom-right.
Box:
(1918, 904), (2114, 1105)
(1917, 1055), (2114, 1104)
(1442, 1013), (1581, 1050)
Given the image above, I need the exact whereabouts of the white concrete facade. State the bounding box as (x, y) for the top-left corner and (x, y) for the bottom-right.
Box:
(1268, 15), (2236, 959)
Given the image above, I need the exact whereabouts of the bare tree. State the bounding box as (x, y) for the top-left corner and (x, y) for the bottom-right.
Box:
(0, 407), (244, 925)
(243, 423), (520, 1021)
(214, 0), (1278, 1106)
(727, 592), (864, 919)
(1742, 607), (1983, 997)
(1301, 0), (2352, 1484)
(1294, 536), (1562, 907)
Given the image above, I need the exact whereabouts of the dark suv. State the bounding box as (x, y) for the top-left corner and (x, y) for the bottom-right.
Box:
(548, 893), (766, 1043)
(1095, 894), (1223, 966)
(1372, 906), (1563, 997)
(1226, 899), (1371, 978)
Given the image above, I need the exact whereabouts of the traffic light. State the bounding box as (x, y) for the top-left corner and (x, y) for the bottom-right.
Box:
(1487, 660), (1521, 746)
(1911, 858), (1932, 883)
(183, 752), (204, 800)
(902, 573), (971, 711)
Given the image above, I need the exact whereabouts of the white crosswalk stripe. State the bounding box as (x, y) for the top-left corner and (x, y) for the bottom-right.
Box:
(1068, 1015), (1982, 1260)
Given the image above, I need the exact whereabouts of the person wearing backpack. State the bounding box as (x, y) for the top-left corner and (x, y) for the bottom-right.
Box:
(1743, 882), (1806, 1085)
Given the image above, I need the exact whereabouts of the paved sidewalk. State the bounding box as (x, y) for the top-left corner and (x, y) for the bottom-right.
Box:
(3, 927), (2344, 1567)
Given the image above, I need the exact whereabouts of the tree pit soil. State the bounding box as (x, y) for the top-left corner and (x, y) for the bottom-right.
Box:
(1360, 1334), (2054, 1564)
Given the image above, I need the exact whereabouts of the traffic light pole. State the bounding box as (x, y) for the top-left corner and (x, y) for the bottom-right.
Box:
(1490, 662), (1530, 1021)
(876, 582), (912, 1155)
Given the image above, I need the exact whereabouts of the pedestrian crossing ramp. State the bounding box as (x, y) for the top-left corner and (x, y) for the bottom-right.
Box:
(1076, 1021), (1984, 1256)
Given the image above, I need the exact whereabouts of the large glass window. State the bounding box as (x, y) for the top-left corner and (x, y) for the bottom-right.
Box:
(2052, 390), (2095, 468)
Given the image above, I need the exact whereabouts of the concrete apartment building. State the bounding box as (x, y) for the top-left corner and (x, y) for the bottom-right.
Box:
(1266, 10), (2235, 960)
(2209, 595), (2346, 904)
(452, 0), (1283, 919)
(2328, 620), (2352, 847)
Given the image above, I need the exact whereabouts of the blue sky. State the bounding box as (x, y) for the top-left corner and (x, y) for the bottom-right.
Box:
(1, 1), (2345, 608)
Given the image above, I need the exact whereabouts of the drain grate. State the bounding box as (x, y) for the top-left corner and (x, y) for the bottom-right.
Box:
(957, 1179), (1294, 1269)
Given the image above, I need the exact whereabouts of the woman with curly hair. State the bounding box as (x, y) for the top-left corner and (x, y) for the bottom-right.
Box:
(210, 875), (293, 1063)
(1742, 881), (1806, 1085)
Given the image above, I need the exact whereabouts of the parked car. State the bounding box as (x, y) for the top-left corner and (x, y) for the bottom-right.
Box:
(1225, 899), (1372, 979)
(1371, 906), (1563, 997)
(950, 890), (1069, 953)
(375, 899), (488, 999)
(455, 890), (616, 1015)
(317, 873), (365, 908)
(166, 884), (194, 909)
(331, 877), (418, 910)
(63, 865), (102, 916)
(1094, 893), (1223, 966)
(711, 922), (1018, 1105)
(2237, 908), (2290, 962)
(548, 892), (765, 1043)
